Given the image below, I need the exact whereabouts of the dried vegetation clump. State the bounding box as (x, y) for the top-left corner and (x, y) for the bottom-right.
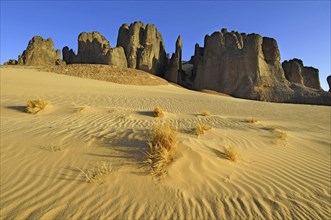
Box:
(153, 106), (164, 118)
(26, 99), (48, 114)
(145, 123), (177, 177)
(246, 117), (258, 124)
(201, 111), (210, 116)
(224, 146), (238, 162)
(194, 123), (212, 136)
(77, 161), (112, 184)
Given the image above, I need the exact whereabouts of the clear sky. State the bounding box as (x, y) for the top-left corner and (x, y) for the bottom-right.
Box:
(1, 0), (330, 90)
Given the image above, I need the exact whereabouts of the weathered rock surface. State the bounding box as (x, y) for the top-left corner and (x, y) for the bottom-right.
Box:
(62, 46), (76, 64)
(108, 47), (128, 67)
(18, 36), (60, 65)
(165, 35), (183, 83)
(282, 59), (321, 90)
(117, 21), (167, 75)
(186, 29), (331, 105)
(75, 32), (111, 64)
(327, 75), (331, 92)
(3, 59), (18, 65)
(62, 32), (127, 67)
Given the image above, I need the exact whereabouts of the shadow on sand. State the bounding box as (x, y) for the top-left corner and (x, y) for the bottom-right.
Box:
(6, 105), (26, 113)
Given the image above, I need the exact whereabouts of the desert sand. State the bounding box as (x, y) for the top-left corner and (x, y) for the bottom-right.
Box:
(1, 66), (330, 219)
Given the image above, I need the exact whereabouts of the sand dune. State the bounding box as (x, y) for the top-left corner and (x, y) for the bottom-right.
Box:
(1, 67), (330, 219)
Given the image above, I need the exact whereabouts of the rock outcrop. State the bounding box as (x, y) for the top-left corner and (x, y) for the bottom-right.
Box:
(327, 75), (331, 92)
(165, 35), (183, 83)
(108, 47), (127, 67)
(117, 21), (167, 75)
(3, 59), (18, 65)
(62, 46), (76, 64)
(186, 29), (331, 105)
(62, 32), (127, 67)
(75, 32), (111, 64)
(282, 59), (321, 90)
(18, 36), (61, 65)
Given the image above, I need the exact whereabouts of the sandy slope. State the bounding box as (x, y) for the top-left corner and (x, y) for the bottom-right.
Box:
(1, 67), (330, 219)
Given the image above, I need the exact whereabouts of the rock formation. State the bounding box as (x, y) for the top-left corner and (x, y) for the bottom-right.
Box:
(3, 59), (18, 65)
(165, 35), (183, 83)
(18, 36), (61, 65)
(75, 32), (111, 64)
(62, 47), (76, 64)
(327, 75), (331, 92)
(62, 32), (127, 67)
(186, 29), (331, 105)
(117, 21), (167, 75)
(108, 47), (127, 67)
(282, 59), (321, 90)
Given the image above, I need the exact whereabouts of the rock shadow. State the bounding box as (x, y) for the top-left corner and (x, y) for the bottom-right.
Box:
(136, 111), (154, 117)
(6, 105), (26, 113)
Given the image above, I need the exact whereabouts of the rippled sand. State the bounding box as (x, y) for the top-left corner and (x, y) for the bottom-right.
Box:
(1, 67), (330, 219)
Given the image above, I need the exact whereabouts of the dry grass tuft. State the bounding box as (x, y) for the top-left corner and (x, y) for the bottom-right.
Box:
(77, 161), (112, 184)
(201, 111), (210, 116)
(26, 99), (48, 114)
(153, 106), (164, 118)
(275, 129), (287, 140)
(50, 144), (64, 152)
(145, 122), (177, 177)
(224, 146), (238, 161)
(194, 123), (212, 136)
(246, 117), (258, 124)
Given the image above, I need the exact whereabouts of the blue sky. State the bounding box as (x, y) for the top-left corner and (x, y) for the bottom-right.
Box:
(1, 0), (330, 90)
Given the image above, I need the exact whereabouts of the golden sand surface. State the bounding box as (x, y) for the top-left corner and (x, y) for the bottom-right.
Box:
(1, 67), (330, 219)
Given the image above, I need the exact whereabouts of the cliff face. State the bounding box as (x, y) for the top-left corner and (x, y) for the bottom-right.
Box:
(188, 30), (290, 102)
(282, 59), (321, 90)
(117, 21), (167, 75)
(327, 75), (331, 92)
(186, 29), (330, 105)
(9, 23), (331, 105)
(18, 36), (61, 65)
(62, 32), (127, 67)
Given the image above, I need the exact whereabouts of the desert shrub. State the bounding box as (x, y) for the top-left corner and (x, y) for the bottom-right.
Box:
(77, 161), (112, 184)
(194, 123), (212, 136)
(153, 106), (164, 117)
(201, 111), (210, 116)
(246, 117), (258, 124)
(26, 99), (48, 114)
(145, 122), (177, 177)
(275, 129), (287, 140)
(224, 146), (238, 161)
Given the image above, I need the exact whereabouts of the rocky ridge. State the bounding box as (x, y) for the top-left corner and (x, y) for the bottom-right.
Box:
(184, 29), (330, 105)
(5, 22), (331, 105)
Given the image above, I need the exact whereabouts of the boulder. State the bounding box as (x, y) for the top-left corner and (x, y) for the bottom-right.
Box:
(282, 59), (321, 90)
(327, 75), (331, 92)
(18, 36), (60, 65)
(117, 21), (167, 75)
(188, 29), (331, 105)
(165, 35), (183, 83)
(3, 59), (18, 65)
(62, 32), (127, 67)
